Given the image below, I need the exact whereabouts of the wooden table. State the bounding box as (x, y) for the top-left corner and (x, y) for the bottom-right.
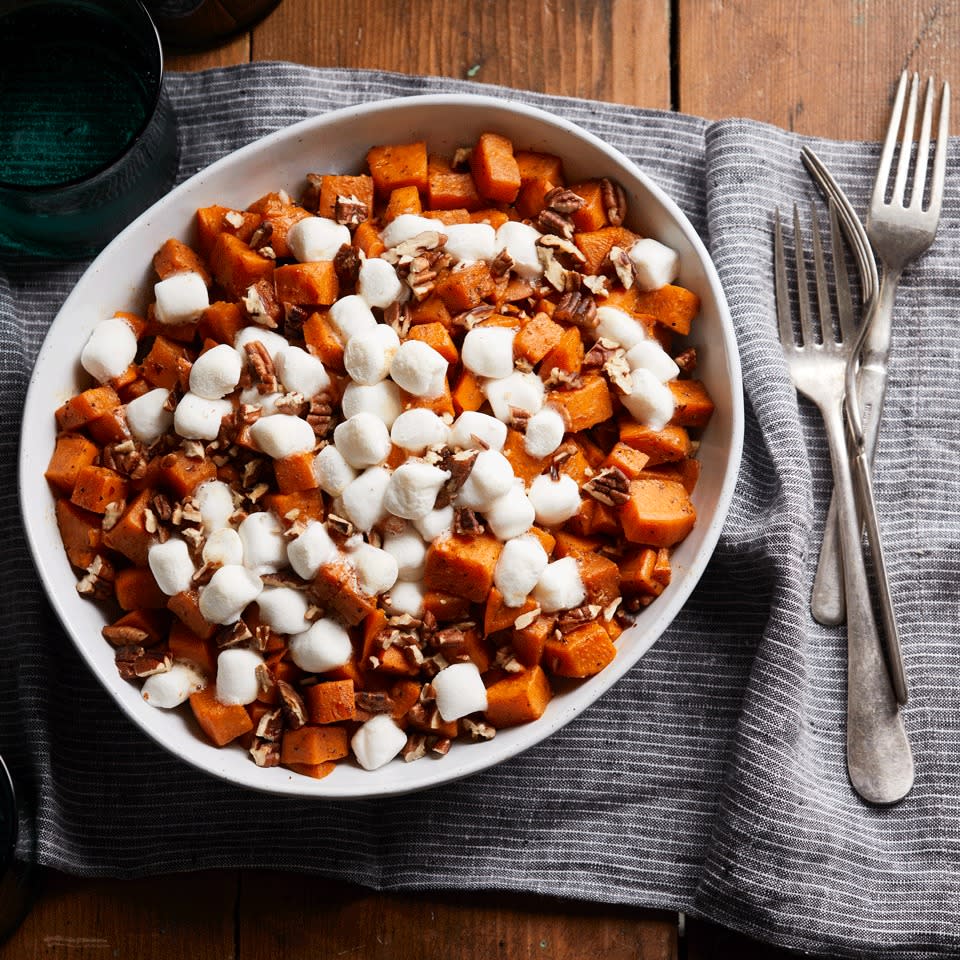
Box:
(4, 1), (956, 956)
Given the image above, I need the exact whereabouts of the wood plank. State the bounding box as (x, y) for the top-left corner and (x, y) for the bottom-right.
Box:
(236, 873), (678, 960)
(678, 0), (958, 138)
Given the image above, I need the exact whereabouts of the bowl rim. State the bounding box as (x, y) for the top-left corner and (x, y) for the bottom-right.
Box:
(19, 92), (744, 799)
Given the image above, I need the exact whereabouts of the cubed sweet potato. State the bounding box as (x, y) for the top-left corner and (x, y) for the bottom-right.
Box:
(309, 562), (378, 627)
(384, 184), (423, 222)
(102, 489), (154, 566)
(483, 588), (540, 636)
(114, 567), (167, 611)
(198, 301), (247, 345)
(140, 335), (192, 391)
(576, 552), (620, 607)
(305, 680), (356, 725)
(158, 450), (218, 498)
(514, 150), (565, 186)
(470, 133), (521, 204)
(190, 686), (253, 747)
(547, 375), (613, 431)
(263, 488), (326, 526)
(246, 191), (312, 259)
(195, 205), (261, 258)
(618, 421), (692, 465)
(514, 311), (564, 365)
(574, 226), (639, 276)
(209, 232), (275, 300)
(668, 379), (715, 428)
(366, 141), (429, 195)
(303, 310), (346, 372)
(46, 434), (100, 495)
(424, 533), (503, 603)
(538, 325), (583, 378)
(511, 615), (554, 667)
(406, 321), (458, 364)
(56, 385), (122, 432)
(168, 589), (218, 641)
(154, 237), (211, 286)
(543, 622), (616, 678)
(54, 499), (102, 569)
(168, 620), (218, 676)
(428, 169), (483, 211)
(484, 665), (552, 728)
(603, 442), (650, 479)
(451, 369), (485, 415)
(620, 478), (697, 547)
(434, 261), (496, 312)
(314, 174), (375, 219)
(70, 465), (127, 515)
(273, 451), (320, 494)
(568, 180), (608, 232)
(281, 725), (350, 766)
(274, 262), (339, 307)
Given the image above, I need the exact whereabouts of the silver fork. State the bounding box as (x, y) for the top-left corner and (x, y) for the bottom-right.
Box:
(812, 72), (950, 633)
(774, 202), (914, 805)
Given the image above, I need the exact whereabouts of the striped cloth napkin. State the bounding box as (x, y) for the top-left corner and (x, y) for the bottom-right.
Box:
(2, 65), (958, 959)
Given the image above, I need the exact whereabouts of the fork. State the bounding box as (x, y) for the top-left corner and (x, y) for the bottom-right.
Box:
(812, 72), (950, 632)
(774, 202), (914, 805)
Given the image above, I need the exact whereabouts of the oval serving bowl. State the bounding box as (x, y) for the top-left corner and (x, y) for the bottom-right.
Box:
(19, 95), (743, 798)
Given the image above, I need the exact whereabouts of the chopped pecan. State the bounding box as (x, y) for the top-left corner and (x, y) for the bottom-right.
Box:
(115, 646), (171, 680)
(354, 690), (394, 719)
(512, 606), (541, 630)
(76, 555), (114, 600)
(549, 447), (574, 481)
(101, 500), (125, 532)
(181, 438), (206, 460)
(536, 208), (575, 240)
(608, 245), (635, 290)
(600, 177), (627, 226)
(673, 346), (698, 374)
(402, 734), (428, 762)
(462, 718), (496, 742)
(583, 466), (630, 506)
(555, 604), (602, 634)
(434, 448), (477, 508)
(102, 440), (146, 481)
(507, 407), (531, 432)
(335, 193), (369, 226)
(325, 514), (354, 544)
(333, 243), (361, 290)
(216, 619), (253, 650)
(255, 706), (284, 742)
(243, 340), (279, 394)
(249, 739), (281, 767)
(242, 279), (282, 328)
(430, 737), (452, 756)
(151, 492), (173, 524)
(451, 146), (472, 169)
(582, 338), (622, 370)
(383, 230), (446, 261)
(544, 186), (585, 215)
(101, 624), (149, 647)
(543, 367), (584, 390)
(248, 220), (274, 254)
(453, 507), (483, 537)
(489, 248), (514, 277)
(192, 560), (221, 586)
(553, 290), (597, 328)
(277, 680), (307, 729)
(283, 303), (310, 340)
(273, 392), (308, 417)
(301, 173), (324, 211)
(538, 233), (587, 266)
(581, 273), (610, 297)
(452, 304), (496, 329)
(306, 393), (336, 440)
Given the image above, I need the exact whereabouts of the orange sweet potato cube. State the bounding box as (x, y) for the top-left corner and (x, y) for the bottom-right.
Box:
(140, 335), (192, 391)
(315, 174), (375, 219)
(620, 478), (697, 547)
(406, 321), (458, 364)
(483, 588), (540, 636)
(263, 488), (326, 527)
(470, 132), (521, 204)
(618, 420), (692, 465)
(502, 429), (549, 485)
(547, 375), (613, 431)
(209, 232), (275, 300)
(113, 567), (167, 611)
(158, 450), (218, 498)
(303, 310), (345, 373)
(568, 180), (608, 232)
(514, 311), (564, 365)
(281, 725), (350, 765)
(195, 205), (261, 257)
(603, 442), (650, 480)
(538, 325), (584, 378)
(246, 191), (312, 259)
(514, 150), (565, 186)
(484, 666), (553, 728)
(543, 622), (616, 678)
(168, 589), (218, 641)
(309, 562), (378, 627)
(45, 434), (100, 495)
(353, 220), (386, 259)
(273, 451), (320, 494)
(274, 262), (339, 306)
(576, 552), (621, 607)
(620, 547), (665, 597)
(630, 284), (700, 336)
(54, 499), (102, 569)
(366, 141), (429, 195)
(168, 620), (218, 676)
(198, 301), (247, 345)
(668, 379), (715, 428)
(384, 184), (423, 222)
(515, 178), (557, 220)
(511, 615), (553, 667)
(153, 237), (211, 286)
(428, 169), (483, 211)
(409, 293), (453, 329)
(424, 533), (503, 603)
(305, 680), (356, 725)
(574, 226), (639, 276)
(70, 465), (127, 515)
(56, 385), (122, 432)
(434, 261), (496, 312)
(451, 369), (485, 415)
(190, 686), (253, 747)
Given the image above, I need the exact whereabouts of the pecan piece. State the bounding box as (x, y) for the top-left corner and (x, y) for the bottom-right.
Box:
(434, 448), (477, 508)
(553, 290), (598, 328)
(555, 604), (603, 634)
(673, 347), (698, 374)
(306, 393), (336, 440)
(101, 624), (150, 647)
(277, 680), (307, 729)
(301, 173), (324, 211)
(544, 186), (585, 215)
(76, 555), (114, 600)
(583, 466), (630, 506)
(402, 734), (428, 763)
(600, 177), (627, 226)
(242, 279), (282, 327)
(462, 718), (496, 742)
(536, 208), (575, 240)
(243, 340), (279, 394)
(249, 739), (281, 768)
(453, 507), (484, 537)
(283, 303), (309, 340)
(115, 646), (172, 680)
(608, 245), (635, 290)
(255, 707), (284, 742)
(333, 242), (361, 290)
(335, 193), (369, 226)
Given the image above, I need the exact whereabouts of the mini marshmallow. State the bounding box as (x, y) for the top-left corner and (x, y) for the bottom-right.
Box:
(449, 411), (507, 452)
(380, 213), (443, 249)
(534, 556), (586, 613)
(202, 527), (244, 567)
(286, 216), (351, 262)
(343, 324), (400, 385)
(340, 466), (391, 531)
(235, 326), (289, 362)
(523, 407), (566, 458)
(80, 316), (138, 384)
(528, 473), (582, 526)
(494, 535), (549, 607)
(390, 408), (450, 453)
(382, 579), (425, 618)
(621, 368), (676, 430)
(154, 271), (209, 325)
(484, 480), (536, 541)
(189, 343), (242, 400)
(215, 648), (264, 706)
(289, 617), (353, 673)
(628, 237), (680, 291)
(196, 479), (235, 533)
(238, 510), (287, 574)
(334, 412), (393, 468)
(147, 538), (195, 596)
(461, 326), (516, 380)
(249, 414), (316, 459)
(625, 340), (680, 382)
(351, 714), (407, 771)
(432, 661), (488, 721)
(594, 305), (648, 350)
(238, 386), (283, 417)
(495, 221), (543, 280)
(173, 392), (232, 441)
(125, 388), (173, 445)
(340, 379), (403, 428)
(413, 504), (454, 542)
(383, 461), (450, 519)
(349, 542), (399, 596)
(327, 294), (378, 345)
(287, 520), (339, 579)
(382, 527), (428, 581)
(198, 564), (263, 624)
(313, 444), (358, 497)
(358, 256), (404, 308)
(275, 345), (331, 398)
(390, 340), (448, 398)
(456, 450), (514, 511)
(443, 222), (496, 263)
(484, 371), (545, 422)
(256, 586), (312, 636)
(141, 662), (206, 709)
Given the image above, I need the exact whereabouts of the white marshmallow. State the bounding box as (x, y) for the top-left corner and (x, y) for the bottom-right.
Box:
(494, 535), (549, 607)
(289, 617), (353, 673)
(256, 586), (312, 636)
(147, 538), (195, 596)
(80, 316), (138, 384)
(249, 414), (316, 459)
(351, 714), (407, 771)
(141, 662), (206, 708)
(594, 305), (648, 350)
(528, 473), (582, 526)
(196, 479), (235, 533)
(390, 340), (448, 398)
(485, 481), (536, 541)
(621, 368), (676, 430)
(334, 412), (392, 468)
(173, 393), (231, 441)
(238, 386), (283, 417)
(358, 256), (404, 308)
(202, 527), (244, 567)
(235, 326), (288, 362)
(390, 408), (450, 453)
(384, 461), (450, 519)
(275, 345), (331, 398)
(327, 294), (378, 345)
(380, 214), (442, 249)
(343, 324), (400, 385)
(484, 371), (545, 422)
(432, 662), (488, 721)
(495, 221), (543, 280)
(349, 542), (399, 595)
(625, 340), (680, 382)
(449, 411), (507, 452)
(534, 556), (586, 613)
(413, 505), (454, 542)
(287, 216), (351, 262)
(154, 271), (209, 325)
(382, 579), (425, 618)
(523, 407), (566, 459)
(340, 379), (403, 428)
(198, 564), (263, 624)
(287, 521), (339, 579)
(313, 444), (358, 496)
(238, 510), (287, 574)
(215, 648), (264, 706)
(125, 388), (173, 445)
(456, 449), (514, 511)
(189, 343), (242, 400)
(382, 527), (428, 581)
(628, 237), (680, 291)
(461, 326), (516, 380)
(443, 222), (496, 263)
(340, 466), (391, 531)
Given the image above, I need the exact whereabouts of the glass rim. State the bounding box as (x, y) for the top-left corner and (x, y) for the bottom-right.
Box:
(0, 0), (166, 194)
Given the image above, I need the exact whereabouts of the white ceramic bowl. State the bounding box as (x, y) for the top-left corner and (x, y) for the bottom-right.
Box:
(19, 95), (743, 798)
